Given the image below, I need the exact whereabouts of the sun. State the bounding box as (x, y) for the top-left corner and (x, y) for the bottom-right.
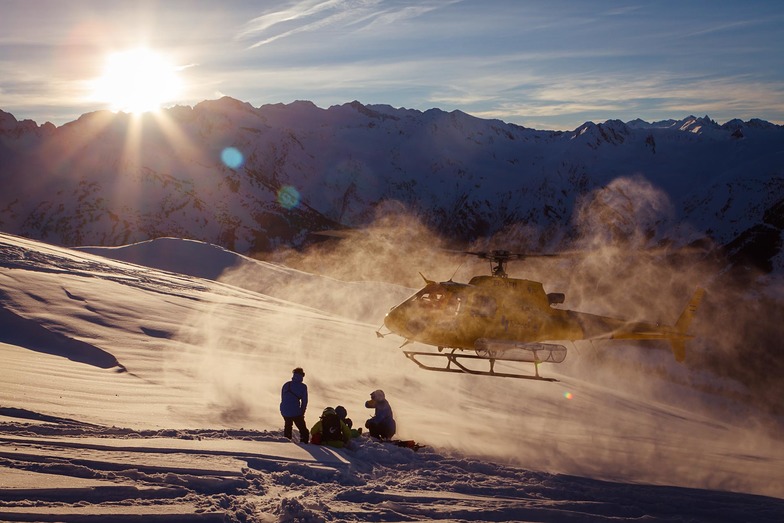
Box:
(92, 47), (182, 114)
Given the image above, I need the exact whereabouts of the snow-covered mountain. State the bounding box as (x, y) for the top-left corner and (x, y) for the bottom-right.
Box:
(1, 99), (782, 274)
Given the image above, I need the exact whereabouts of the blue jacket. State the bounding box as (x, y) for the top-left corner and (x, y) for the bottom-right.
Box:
(368, 399), (396, 435)
(280, 374), (308, 417)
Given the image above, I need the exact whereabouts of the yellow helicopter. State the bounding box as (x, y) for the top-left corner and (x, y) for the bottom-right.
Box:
(379, 250), (705, 381)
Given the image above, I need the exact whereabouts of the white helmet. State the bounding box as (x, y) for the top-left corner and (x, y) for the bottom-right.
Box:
(370, 389), (385, 402)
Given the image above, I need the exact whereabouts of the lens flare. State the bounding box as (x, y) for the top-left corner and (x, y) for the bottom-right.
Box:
(278, 185), (301, 209)
(563, 392), (573, 400)
(221, 147), (244, 169)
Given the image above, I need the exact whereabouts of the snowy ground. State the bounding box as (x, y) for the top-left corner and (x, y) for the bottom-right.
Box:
(1, 232), (783, 522)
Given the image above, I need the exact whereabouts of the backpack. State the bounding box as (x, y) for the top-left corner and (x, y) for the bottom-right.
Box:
(321, 413), (342, 441)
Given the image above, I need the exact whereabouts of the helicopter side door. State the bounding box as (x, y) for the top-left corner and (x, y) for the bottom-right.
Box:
(466, 276), (551, 342)
(469, 293), (496, 319)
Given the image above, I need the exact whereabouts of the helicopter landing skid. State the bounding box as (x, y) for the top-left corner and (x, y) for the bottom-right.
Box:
(402, 350), (558, 382)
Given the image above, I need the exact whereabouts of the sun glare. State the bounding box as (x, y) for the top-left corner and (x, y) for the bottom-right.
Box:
(92, 48), (182, 114)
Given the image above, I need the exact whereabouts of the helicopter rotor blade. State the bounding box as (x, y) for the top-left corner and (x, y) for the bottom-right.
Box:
(463, 250), (564, 261)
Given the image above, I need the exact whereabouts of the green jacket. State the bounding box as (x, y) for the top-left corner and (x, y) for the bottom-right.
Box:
(310, 419), (351, 448)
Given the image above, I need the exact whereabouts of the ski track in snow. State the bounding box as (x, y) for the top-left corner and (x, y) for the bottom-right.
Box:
(1, 232), (784, 522)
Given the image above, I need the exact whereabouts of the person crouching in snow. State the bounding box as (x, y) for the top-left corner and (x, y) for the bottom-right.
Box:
(364, 389), (396, 440)
(310, 407), (351, 448)
(336, 405), (362, 438)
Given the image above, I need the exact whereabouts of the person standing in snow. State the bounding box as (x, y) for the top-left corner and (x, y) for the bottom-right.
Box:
(280, 367), (309, 443)
(364, 389), (396, 440)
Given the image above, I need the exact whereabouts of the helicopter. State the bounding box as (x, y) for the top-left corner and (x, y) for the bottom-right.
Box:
(378, 249), (705, 381)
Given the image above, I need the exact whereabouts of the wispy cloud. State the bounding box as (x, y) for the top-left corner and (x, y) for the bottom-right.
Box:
(238, 0), (354, 48)
(237, 0), (453, 49)
(681, 19), (759, 39)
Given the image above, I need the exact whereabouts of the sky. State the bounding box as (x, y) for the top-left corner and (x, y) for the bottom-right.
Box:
(1, 0), (783, 130)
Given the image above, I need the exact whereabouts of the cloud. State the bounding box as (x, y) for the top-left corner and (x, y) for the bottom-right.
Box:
(240, 0), (356, 48)
(439, 69), (784, 129)
(682, 19), (760, 39)
(4, 1), (784, 130)
(238, 0), (454, 49)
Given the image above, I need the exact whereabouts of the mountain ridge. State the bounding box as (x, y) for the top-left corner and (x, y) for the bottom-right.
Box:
(1, 98), (782, 274)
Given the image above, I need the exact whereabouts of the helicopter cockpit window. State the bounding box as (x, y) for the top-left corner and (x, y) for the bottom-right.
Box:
(414, 288), (460, 314)
(415, 291), (445, 307)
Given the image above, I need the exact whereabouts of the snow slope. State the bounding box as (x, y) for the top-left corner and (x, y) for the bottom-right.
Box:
(1, 232), (783, 522)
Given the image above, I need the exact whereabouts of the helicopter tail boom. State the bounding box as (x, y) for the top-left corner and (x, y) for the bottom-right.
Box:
(612, 287), (705, 361)
(584, 287), (705, 362)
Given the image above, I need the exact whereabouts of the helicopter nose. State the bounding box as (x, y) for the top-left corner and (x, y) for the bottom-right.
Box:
(404, 318), (426, 335)
(384, 308), (404, 334)
(384, 307), (424, 337)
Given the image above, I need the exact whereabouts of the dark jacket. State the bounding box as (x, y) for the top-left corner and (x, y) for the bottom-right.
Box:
(280, 373), (308, 417)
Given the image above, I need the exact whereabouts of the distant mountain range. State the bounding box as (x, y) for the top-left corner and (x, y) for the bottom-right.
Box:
(1, 98), (782, 273)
